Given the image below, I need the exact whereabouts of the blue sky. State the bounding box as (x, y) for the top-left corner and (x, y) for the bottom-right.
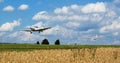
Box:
(0, 0), (120, 44)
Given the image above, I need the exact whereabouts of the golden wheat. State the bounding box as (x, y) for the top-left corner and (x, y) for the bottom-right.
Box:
(0, 48), (120, 63)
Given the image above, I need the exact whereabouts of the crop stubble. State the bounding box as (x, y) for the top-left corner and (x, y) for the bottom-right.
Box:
(0, 48), (120, 63)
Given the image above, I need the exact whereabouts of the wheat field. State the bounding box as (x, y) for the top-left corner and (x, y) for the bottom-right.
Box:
(0, 48), (120, 63)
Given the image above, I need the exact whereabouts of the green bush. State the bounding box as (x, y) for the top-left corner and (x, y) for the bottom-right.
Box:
(55, 39), (60, 45)
(36, 41), (40, 44)
(41, 39), (49, 45)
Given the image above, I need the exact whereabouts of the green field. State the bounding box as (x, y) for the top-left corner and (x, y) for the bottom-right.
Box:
(0, 44), (120, 51)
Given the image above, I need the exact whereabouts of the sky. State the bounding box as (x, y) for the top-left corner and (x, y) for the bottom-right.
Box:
(0, 0), (120, 45)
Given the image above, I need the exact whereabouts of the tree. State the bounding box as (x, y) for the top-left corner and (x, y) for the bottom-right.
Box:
(55, 39), (60, 45)
(36, 41), (40, 44)
(41, 38), (49, 45)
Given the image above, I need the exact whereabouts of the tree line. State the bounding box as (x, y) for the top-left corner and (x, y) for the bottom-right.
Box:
(36, 39), (60, 45)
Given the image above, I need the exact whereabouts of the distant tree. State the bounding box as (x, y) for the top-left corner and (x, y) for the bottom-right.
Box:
(36, 41), (40, 44)
(41, 39), (49, 45)
(55, 39), (60, 45)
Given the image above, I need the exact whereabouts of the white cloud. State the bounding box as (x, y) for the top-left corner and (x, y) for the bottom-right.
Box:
(19, 32), (39, 41)
(41, 26), (58, 35)
(0, 19), (21, 31)
(26, 22), (44, 28)
(113, 32), (119, 36)
(9, 32), (18, 38)
(0, 32), (5, 36)
(105, 11), (117, 17)
(32, 11), (50, 20)
(66, 22), (80, 28)
(18, 4), (29, 10)
(81, 2), (106, 13)
(100, 22), (120, 33)
(33, 11), (90, 21)
(32, 22), (43, 28)
(41, 25), (78, 39)
(33, 3), (106, 22)
(71, 4), (79, 10)
(8, 31), (41, 42)
(3, 5), (14, 12)
(54, 6), (69, 14)
(54, 4), (81, 15)
(54, 4), (82, 15)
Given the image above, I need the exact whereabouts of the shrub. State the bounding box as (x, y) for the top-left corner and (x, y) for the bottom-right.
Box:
(55, 39), (60, 45)
(36, 41), (40, 44)
(41, 39), (49, 45)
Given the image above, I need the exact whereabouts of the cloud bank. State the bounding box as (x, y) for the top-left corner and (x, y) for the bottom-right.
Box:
(31, 2), (120, 44)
